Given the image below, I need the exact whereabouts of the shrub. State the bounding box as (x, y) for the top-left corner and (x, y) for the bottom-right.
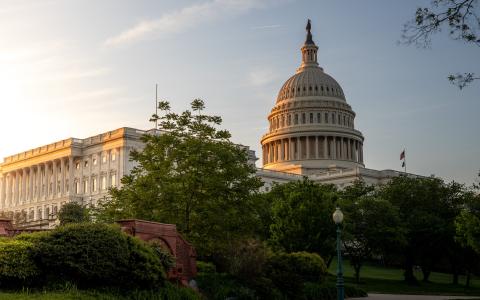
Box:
(0, 239), (38, 285)
(197, 261), (216, 273)
(264, 252), (328, 299)
(58, 202), (90, 225)
(225, 239), (270, 283)
(196, 271), (256, 300)
(28, 223), (165, 289)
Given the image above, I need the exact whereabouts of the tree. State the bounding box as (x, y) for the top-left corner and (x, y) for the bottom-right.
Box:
(267, 178), (338, 266)
(456, 192), (480, 253)
(94, 99), (263, 257)
(58, 202), (90, 225)
(402, 0), (480, 89)
(340, 181), (406, 283)
(378, 176), (466, 284)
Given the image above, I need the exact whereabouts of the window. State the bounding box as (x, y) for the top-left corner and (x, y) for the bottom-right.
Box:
(288, 115), (291, 125)
(75, 181), (80, 194)
(75, 162), (80, 170)
(92, 177), (97, 192)
(52, 205), (57, 215)
(111, 174), (117, 187)
(102, 155), (107, 164)
(83, 179), (88, 194)
(332, 113), (336, 124)
(294, 114), (298, 124)
(84, 160), (89, 168)
(302, 113), (306, 124)
(325, 112), (329, 123)
(309, 113), (313, 123)
(317, 113), (321, 123)
(111, 152), (116, 161)
(57, 181), (61, 194)
(66, 180), (69, 192)
(93, 157), (97, 165)
(101, 176), (107, 190)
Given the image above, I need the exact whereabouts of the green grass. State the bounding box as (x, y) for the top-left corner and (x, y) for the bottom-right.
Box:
(328, 258), (480, 295)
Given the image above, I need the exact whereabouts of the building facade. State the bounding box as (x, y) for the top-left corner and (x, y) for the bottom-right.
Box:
(0, 127), (147, 228)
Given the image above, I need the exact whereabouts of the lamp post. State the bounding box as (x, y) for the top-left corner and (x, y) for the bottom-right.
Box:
(332, 207), (344, 300)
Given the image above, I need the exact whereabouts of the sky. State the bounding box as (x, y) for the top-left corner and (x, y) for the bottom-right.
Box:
(0, 0), (479, 184)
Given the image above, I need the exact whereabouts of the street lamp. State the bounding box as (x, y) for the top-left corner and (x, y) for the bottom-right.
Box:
(332, 207), (344, 300)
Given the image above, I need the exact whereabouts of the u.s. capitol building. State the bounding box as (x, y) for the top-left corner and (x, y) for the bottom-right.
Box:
(0, 21), (411, 228)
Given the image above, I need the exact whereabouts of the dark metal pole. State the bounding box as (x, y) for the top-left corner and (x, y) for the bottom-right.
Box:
(336, 224), (345, 300)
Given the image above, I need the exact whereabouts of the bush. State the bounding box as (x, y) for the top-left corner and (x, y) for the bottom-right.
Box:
(26, 223), (165, 289)
(197, 261), (216, 273)
(264, 252), (328, 299)
(225, 239), (269, 283)
(0, 239), (38, 286)
(196, 271), (257, 300)
(58, 202), (90, 225)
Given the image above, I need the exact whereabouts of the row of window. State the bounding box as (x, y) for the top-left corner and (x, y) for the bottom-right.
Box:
(278, 84), (344, 101)
(270, 111), (354, 131)
(75, 152), (116, 170)
(74, 173), (117, 195)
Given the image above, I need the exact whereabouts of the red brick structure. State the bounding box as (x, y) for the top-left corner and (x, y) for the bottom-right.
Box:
(0, 218), (197, 285)
(116, 219), (197, 285)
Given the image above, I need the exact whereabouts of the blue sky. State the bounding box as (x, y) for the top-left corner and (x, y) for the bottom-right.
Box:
(0, 0), (479, 184)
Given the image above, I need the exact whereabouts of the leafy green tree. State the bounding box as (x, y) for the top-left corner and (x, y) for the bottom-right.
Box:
(456, 192), (480, 254)
(94, 99), (263, 257)
(58, 202), (90, 225)
(267, 179), (338, 266)
(401, 0), (479, 89)
(378, 176), (466, 283)
(340, 181), (406, 283)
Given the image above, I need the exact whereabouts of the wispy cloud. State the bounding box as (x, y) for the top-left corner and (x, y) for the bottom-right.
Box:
(251, 24), (281, 30)
(247, 68), (279, 87)
(104, 0), (273, 47)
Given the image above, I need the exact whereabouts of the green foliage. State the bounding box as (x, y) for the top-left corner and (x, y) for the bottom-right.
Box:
(455, 193), (480, 254)
(340, 180), (406, 283)
(196, 261), (216, 274)
(378, 176), (470, 283)
(223, 239), (270, 283)
(28, 223), (165, 289)
(58, 202), (90, 225)
(264, 252), (328, 299)
(0, 239), (38, 284)
(267, 178), (338, 264)
(95, 99), (263, 257)
(401, 0), (479, 89)
(196, 272), (257, 300)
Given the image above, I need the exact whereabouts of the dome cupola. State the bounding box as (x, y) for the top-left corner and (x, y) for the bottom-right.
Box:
(260, 20), (365, 175)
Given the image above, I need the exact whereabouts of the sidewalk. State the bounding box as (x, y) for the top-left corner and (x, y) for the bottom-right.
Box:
(349, 294), (480, 300)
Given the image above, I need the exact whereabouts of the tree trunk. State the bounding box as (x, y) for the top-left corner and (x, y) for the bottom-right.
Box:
(354, 264), (361, 284)
(422, 267), (431, 282)
(452, 269), (459, 285)
(466, 271), (471, 288)
(404, 253), (417, 284)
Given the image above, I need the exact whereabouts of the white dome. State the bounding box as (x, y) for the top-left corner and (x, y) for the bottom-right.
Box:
(277, 67), (346, 103)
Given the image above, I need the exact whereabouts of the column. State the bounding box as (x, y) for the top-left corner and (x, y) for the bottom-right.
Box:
(315, 136), (319, 159)
(306, 136), (310, 159)
(332, 137), (336, 159)
(14, 170), (20, 205)
(68, 156), (74, 196)
(280, 139), (284, 161)
(323, 137), (328, 159)
(288, 138), (293, 160)
(349, 139), (353, 160)
(53, 160), (58, 199)
(60, 158), (65, 196)
(28, 167), (33, 203)
(46, 162), (51, 199)
(21, 169), (27, 204)
(298, 137), (302, 160)
(107, 150), (111, 187)
(360, 143), (364, 163)
(0, 175), (4, 209)
(36, 165), (41, 201)
(354, 141), (359, 162)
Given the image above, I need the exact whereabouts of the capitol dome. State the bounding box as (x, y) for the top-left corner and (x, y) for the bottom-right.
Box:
(260, 20), (364, 175)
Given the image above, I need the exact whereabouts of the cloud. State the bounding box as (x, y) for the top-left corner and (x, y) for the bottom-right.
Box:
(251, 24), (281, 30)
(247, 68), (279, 87)
(104, 0), (272, 47)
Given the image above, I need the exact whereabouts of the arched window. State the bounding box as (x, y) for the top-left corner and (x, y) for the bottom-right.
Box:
(288, 114), (291, 125)
(325, 112), (329, 123)
(332, 113), (336, 124)
(302, 113), (306, 124)
(317, 112), (321, 123)
(310, 113), (313, 123)
(294, 114), (298, 124)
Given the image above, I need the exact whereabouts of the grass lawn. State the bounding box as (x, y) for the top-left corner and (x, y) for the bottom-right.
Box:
(328, 258), (480, 296)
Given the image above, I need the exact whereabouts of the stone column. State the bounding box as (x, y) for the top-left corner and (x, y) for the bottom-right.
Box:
(280, 139), (284, 161)
(60, 158), (65, 196)
(315, 136), (319, 159)
(298, 137), (302, 160)
(323, 137), (327, 159)
(288, 138), (292, 160)
(21, 168), (26, 204)
(15, 170), (20, 205)
(107, 150), (111, 187)
(36, 165), (42, 201)
(44, 162), (49, 199)
(0, 175), (5, 209)
(28, 167), (33, 203)
(68, 156), (74, 196)
(53, 160), (59, 199)
(332, 137), (336, 159)
(306, 136), (310, 159)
